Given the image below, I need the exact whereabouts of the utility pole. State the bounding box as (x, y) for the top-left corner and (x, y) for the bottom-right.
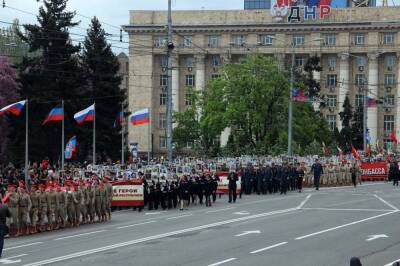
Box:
(287, 45), (295, 157)
(363, 82), (368, 152)
(166, 0), (174, 162)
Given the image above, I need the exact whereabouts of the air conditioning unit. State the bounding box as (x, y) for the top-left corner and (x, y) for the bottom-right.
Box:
(386, 87), (392, 93)
(387, 66), (393, 71)
(385, 107), (391, 113)
(359, 66), (364, 72)
(329, 107), (335, 112)
(329, 67), (335, 71)
(188, 67), (193, 72)
(162, 67), (167, 72)
(329, 87), (335, 92)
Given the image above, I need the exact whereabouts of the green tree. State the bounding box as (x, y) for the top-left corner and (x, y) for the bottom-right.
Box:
(351, 105), (364, 149)
(201, 54), (334, 156)
(338, 95), (353, 152)
(81, 17), (123, 161)
(17, 0), (85, 163)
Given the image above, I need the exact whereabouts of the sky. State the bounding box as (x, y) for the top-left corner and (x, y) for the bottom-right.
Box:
(0, 0), (396, 54)
(0, 0), (243, 54)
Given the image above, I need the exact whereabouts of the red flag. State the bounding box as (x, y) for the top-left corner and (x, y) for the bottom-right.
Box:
(351, 145), (360, 160)
(390, 131), (398, 145)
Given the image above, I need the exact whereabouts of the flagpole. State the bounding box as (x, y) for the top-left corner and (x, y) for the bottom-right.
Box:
(25, 99), (29, 188)
(61, 99), (65, 171)
(148, 108), (151, 163)
(121, 103), (125, 165)
(93, 102), (96, 166)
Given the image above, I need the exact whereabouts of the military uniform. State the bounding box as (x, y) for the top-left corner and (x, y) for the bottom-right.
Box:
(80, 185), (89, 224)
(38, 186), (48, 231)
(7, 187), (19, 236)
(87, 185), (96, 223)
(73, 186), (83, 226)
(46, 187), (58, 230)
(105, 181), (113, 220)
(66, 187), (76, 226)
(18, 188), (32, 234)
(30, 186), (40, 233)
(55, 188), (67, 228)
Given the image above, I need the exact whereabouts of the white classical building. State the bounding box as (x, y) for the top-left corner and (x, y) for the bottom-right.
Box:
(123, 7), (400, 155)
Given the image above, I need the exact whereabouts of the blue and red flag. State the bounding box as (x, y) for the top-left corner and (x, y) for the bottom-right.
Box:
(42, 106), (63, 125)
(291, 88), (308, 102)
(64, 136), (77, 160)
(114, 111), (124, 128)
(0, 100), (26, 117)
(74, 104), (95, 125)
(131, 108), (150, 126)
(367, 97), (377, 107)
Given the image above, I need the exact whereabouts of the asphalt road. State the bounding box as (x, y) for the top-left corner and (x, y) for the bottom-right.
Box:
(2, 182), (400, 266)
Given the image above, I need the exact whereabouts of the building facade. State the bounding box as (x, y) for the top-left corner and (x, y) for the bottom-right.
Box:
(124, 7), (400, 155)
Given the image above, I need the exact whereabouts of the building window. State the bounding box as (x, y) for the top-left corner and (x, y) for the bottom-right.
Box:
(154, 36), (167, 48)
(186, 141), (193, 149)
(384, 74), (396, 86)
(211, 74), (221, 79)
(354, 33), (365, 45)
(295, 56), (305, 67)
(355, 74), (366, 86)
(232, 35), (246, 47)
(326, 115), (336, 131)
(327, 74), (337, 87)
(386, 95), (395, 106)
(260, 35), (273, 46)
(160, 75), (168, 86)
(212, 55), (221, 67)
(355, 94), (364, 107)
(185, 75), (195, 87)
(324, 34), (336, 45)
(328, 56), (337, 70)
(160, 87), (167, 106)
(327, 95), (337, 107)
(182, 36), (192, 48)
(292, 35), (305, 46)
(383, 32), (395, 45)
(159, 136), (167, 149)
(186, 56), (194, 68)
(159, 113), (166, 129)
(160, 55), (168, 68)
(357, 56), (367, 67)
(384, 115), (395, 134)
(385, 55), (396, 68)
(208, 35), (219, 47)
(185, 93), (193, 106)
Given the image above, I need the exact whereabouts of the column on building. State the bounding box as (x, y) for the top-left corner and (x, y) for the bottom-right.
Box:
(367, 53), (379, 144)
(395, 54), (400, 139)
(312, 53), (321, 112)
(195, 54), (206, 118)
(338, 53), (349, 131)
(220, 53), (231, 147)
(171, 55), (180, 115)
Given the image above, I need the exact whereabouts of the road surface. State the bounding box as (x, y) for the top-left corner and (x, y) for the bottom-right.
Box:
(2, 182), (400, 266)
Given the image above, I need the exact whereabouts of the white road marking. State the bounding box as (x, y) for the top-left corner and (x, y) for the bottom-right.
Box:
(374, 194), (399, 211)
(295, 210), (398, 240)
(117, 221), (156, 229)
(166, 214), (193, 220)
(22, 208), (297, 266)
(297, 194), (312, 209)
(3, 254), (27, 260)
(4, 242), (43, 251)
(144, 211), (167, 215)
(0, 258), (22, 264)
(384, 258), (400, 266)
(208, 258), (237, 266)
(250, 242), (288, 254)
(235, 230), (260, 237)
(301, 207), (393, 212)
(233, 211), (250, 215)
(366, 234), (388, 241)
(206, 207), (236, 213)
(54, 230), (106, 241)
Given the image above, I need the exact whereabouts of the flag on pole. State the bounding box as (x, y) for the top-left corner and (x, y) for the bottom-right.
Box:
(367, 97), (377, 107)
(291, 88), (309, 102)
(42, 106), (63, 125)
(351, 145), (360, 160)
(0, 100), (26, 117)
(114, 111), (124, 128)
(64, 136), (77, 160)
(322, 142), (329, 156)
(131, 108), (150, 125)
(74, 104), (95, 125)
(390, 130), (398, 145)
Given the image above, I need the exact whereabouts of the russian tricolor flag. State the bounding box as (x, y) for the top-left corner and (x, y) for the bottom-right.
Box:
(131, 108), (150, 126)
(74, 104), (95, 125)
(42, 106), (63, 125)
(65, 136), (77, 160)
(0, 100), (26, 117)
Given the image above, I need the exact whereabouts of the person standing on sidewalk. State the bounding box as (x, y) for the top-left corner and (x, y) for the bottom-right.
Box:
(0, 194), (11, 257)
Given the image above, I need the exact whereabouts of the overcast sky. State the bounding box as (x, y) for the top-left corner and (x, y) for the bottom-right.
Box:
(0, 0), (396, 54)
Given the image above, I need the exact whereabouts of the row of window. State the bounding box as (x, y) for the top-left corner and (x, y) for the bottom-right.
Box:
(159, 55), (222, 68)
(159, 89), (193, 107)
(324, 94), (396, 108)
(159, 136), (193, 149)
(154, 32), (397, 48)
(326, 114), (396, 132)
(324, 74), (396, 87)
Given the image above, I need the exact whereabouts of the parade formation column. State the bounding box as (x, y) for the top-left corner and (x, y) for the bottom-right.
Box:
(172, 55), (180, 115)
(367, 53), (379, 144)
(338, 53), (349, 131)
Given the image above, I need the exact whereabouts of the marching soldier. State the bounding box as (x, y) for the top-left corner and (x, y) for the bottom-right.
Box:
(104, 178), (113, 220)
(73, 183), (83, 227)
(227, 170), (238, 203)
(310, 159), (323, 190)
(66, 184), (76, 227)
(87, 183), (96, 223)
(18, 185), (32, 235)
(29, 184), (40, 234)
(46, 184), (58, 231)
(38, 184), (48, 232)
(55, 184), (67, 229)
(204, 173), (213, 207)
(7, 184), (19, 236)
(79, 182), (88, 224)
